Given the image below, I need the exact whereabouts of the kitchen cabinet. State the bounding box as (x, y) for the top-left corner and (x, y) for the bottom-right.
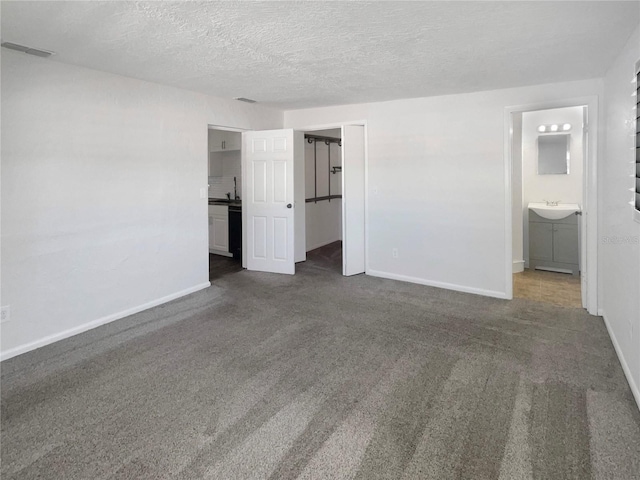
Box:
(209, 129), (241, 152)
(208, 205), (230, 255)
(529, 210), (579, 275)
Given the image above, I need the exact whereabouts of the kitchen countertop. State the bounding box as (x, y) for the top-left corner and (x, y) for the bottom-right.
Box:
(209, 198), (242, 207)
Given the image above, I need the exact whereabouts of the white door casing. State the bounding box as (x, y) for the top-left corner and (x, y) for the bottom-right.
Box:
(580, 106), (588, 308)
(242, 129), (298, 275)
(342, 125), (366, 276)
(294, 134), (306, 263)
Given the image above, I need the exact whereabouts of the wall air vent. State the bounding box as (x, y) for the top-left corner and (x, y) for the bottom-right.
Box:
(234, 97), (257, 103)
(1, 42), (54, 58)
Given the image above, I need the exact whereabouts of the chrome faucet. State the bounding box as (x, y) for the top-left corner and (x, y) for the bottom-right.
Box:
(544, 199), (561, 206)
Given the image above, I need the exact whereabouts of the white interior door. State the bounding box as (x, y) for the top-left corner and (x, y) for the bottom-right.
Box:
(342, 125), (366, 276)
(242, 129), (299, 275)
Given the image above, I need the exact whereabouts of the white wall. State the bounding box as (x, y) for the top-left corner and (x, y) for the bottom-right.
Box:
(521, 106), (584, 266)
(0, 50), (282, 359)
(285, 79), (602, 298)
(601, 25), (640, 407)
(304, 137), (342, 251)
(305, 201), (342, 251)
(208, 130), (242, 200)
(208, 151), (243, 200)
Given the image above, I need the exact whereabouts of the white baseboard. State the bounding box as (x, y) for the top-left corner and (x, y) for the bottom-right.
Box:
(367, 269), (508, 299)
(601, 310), (640, 411)
(306, 238), (342, 253)
(513, 260), (525, 273)
(0, 282), (211, 362)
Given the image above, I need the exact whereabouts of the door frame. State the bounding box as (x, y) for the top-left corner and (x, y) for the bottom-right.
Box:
(206, 124), (247, 267)
(504, 96), (599, 314)
(294, 121), (369, 274)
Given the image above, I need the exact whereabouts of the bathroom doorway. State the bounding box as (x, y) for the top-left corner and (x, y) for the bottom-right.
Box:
(506, 98), (598, 313)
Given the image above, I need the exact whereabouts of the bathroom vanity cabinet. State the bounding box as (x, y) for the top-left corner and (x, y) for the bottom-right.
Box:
(529, 210), (579, 275)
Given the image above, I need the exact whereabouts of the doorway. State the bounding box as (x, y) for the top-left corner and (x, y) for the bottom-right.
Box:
(241, 125), (366, 277)
(506, 98), (598, 314)
(207, 126), (244, 281)
(300, 124), (366, 277)
(302, 128), (343, 274)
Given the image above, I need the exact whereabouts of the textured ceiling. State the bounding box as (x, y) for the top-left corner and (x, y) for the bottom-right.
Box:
(2, 1), (639, 110)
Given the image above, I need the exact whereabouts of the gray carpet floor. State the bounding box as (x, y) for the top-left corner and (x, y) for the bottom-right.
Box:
(2, 244), (640, 479)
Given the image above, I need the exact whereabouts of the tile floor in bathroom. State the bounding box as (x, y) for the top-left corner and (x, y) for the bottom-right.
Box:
(513, 268), (582, 308)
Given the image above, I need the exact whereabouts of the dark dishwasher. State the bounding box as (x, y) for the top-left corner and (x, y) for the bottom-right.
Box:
(228, 206), (242, 260)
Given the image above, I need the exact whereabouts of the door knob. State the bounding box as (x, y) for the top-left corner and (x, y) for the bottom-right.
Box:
(287, 203), (292, 208)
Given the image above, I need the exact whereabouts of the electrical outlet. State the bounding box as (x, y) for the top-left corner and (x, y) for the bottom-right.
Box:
(392, 248), (398, 258)
(1, 305), (10, 323)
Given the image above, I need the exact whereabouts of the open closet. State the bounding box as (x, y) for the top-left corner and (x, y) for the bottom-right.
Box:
(304, 129), (343, 260)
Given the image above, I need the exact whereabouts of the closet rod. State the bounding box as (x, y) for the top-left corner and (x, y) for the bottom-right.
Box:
(305, 134), (342, 145)
(306, 134), (341, 204)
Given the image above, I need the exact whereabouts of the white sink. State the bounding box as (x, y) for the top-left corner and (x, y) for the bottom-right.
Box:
(528, 202), (581, 220)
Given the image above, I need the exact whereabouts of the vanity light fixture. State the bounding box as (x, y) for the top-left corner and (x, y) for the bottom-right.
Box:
(538, 123), (572, 133)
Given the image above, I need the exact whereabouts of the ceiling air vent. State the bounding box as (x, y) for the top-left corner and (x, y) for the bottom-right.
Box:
(1, 42), (54, 58)
(234, 97), (257, 103)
